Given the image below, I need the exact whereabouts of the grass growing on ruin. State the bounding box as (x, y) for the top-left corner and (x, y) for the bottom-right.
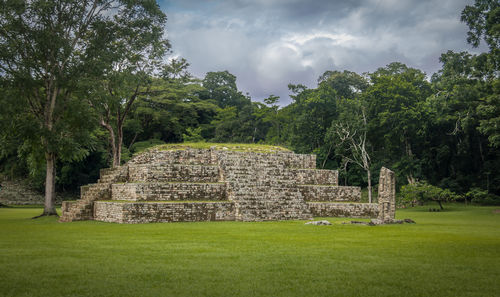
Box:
(149, 142), (291, 154)
(1, 205), (499, 297)
(99, 200), (229, 203)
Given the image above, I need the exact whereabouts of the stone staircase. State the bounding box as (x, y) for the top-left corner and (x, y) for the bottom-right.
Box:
(218, 152), (313, 221)
(87, 150), (233, 223)
(59, 166), (127, 222)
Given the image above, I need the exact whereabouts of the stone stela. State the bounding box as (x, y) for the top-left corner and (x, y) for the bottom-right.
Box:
(377, 167), (396, 222)
(60, 148), (396, 223)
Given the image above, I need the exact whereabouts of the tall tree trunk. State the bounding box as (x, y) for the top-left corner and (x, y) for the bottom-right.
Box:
(322, 143), (333, 169)
(437, 200), (444, 210)
(114, 123), (123, 167)
(35, 84), (59, 217)
(404, 136), (417, 184)
(100, 119), (118, 168)
(367, 169), (372, 204)
(128, 132), (139, 150)
(42, 152), (58, 216)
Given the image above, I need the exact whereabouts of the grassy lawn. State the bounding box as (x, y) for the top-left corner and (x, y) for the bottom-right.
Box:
(0, 205), (499, 297)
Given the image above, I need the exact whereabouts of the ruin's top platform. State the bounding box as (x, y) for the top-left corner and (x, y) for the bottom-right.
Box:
(140, 143), (292, 154)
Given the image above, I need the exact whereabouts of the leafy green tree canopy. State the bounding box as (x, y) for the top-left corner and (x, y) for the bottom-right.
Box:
(0, 0), (167, 216)
(461, 0), (500, 50)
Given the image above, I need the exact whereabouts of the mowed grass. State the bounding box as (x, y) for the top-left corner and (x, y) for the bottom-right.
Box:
(0, 205), (499, 297)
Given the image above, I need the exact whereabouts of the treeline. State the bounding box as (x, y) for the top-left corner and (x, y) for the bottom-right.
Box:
(0, 0), (499, 213)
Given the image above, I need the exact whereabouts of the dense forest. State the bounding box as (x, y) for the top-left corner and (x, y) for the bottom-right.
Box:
(0, 0), (499, 215)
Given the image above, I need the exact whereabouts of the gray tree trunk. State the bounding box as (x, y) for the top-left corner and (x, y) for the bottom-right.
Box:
(43, 152), (57, 216)
(367, 169), (372, 203)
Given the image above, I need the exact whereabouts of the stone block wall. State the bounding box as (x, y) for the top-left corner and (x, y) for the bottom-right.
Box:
(216, 151), (316, 169)
(94, 202), (125, 223)
(308, 202), (379, 218)
(61, 201), (77, 213)
(217, 151), (313, 221)
(0, 179), (64, 205)
(128, 164), (220, 183)
(299, 185), (361, 202)
(292, 169), (338, 185)
(111, 182), (227, 201)
(129, 149), (217, 165)
(94, 201), (235, 223)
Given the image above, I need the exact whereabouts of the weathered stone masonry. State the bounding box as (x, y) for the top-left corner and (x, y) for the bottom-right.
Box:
(60, 148), (395, 223)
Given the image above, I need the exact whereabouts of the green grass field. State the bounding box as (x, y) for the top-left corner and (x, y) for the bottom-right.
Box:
(1, 205), (499, 297)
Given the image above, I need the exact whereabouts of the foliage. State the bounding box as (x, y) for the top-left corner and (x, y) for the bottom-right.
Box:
(130, 139), (166, 155)
(326, 95), (373, 202)
(466, 187), (500, 205)
(400, 181), (459, 209)
(86, 0), (169, 167)
(127, 77), (218, 144)
(182, 127), (205, 143)
(365, 63), (432, 184)
(461, 0), (500, 50)
(477, 78), (500, 147)
(0, 0), (169, 215)
(202, 71), (249, 108)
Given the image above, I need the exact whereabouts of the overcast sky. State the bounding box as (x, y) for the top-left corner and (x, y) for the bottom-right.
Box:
(159, 0), (486, 105)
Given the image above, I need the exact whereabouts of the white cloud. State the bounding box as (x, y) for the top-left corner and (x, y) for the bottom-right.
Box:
(162, 0), (485, 105)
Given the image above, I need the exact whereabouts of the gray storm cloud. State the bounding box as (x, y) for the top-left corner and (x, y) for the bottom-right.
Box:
(160, 0), (485, 105)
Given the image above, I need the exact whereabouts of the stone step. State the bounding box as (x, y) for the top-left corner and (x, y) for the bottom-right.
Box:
(128, 164), (220, 182)
(218, 152), (316, 169)
(129, 149), (216, 165)
(93, 201), (235, 223)
(298, 185), (361, 202)
(291, 169), (338, 186)
(111, 182), (227, 201)
(307, 202), (378, 218)
(61, 165), (124, 222)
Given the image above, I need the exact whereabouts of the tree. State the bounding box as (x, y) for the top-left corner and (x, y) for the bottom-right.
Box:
(211, 106), (239, 141)
(477, 79), (500, 147)
(284, 71), (368, 160)
(326, 97), (373, 202)
(365, 63), (432, 184)
(461, 0), (500, 149)
(0, 0), (166, 216)
(126, 73), (218, 145)
(162, 58), (191, 83)
(400, 181), (458, 210)
(202, 71), (249, 109)
(88, 3), (169, 167)
(461, 0), (500, 50)
(262, 95), (282, 144)
(426, 51), (489, 191)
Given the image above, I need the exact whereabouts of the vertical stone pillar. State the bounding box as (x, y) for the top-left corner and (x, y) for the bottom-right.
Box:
(377, 167), (396, 222)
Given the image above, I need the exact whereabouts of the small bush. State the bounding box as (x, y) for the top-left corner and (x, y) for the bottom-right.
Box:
(400, 181), (458, 210)
(466, 188), (500, 206)
(182, 127), (205, 143)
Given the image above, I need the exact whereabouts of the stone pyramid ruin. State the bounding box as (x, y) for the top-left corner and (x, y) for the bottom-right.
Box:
(60, 145), (395, 223)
